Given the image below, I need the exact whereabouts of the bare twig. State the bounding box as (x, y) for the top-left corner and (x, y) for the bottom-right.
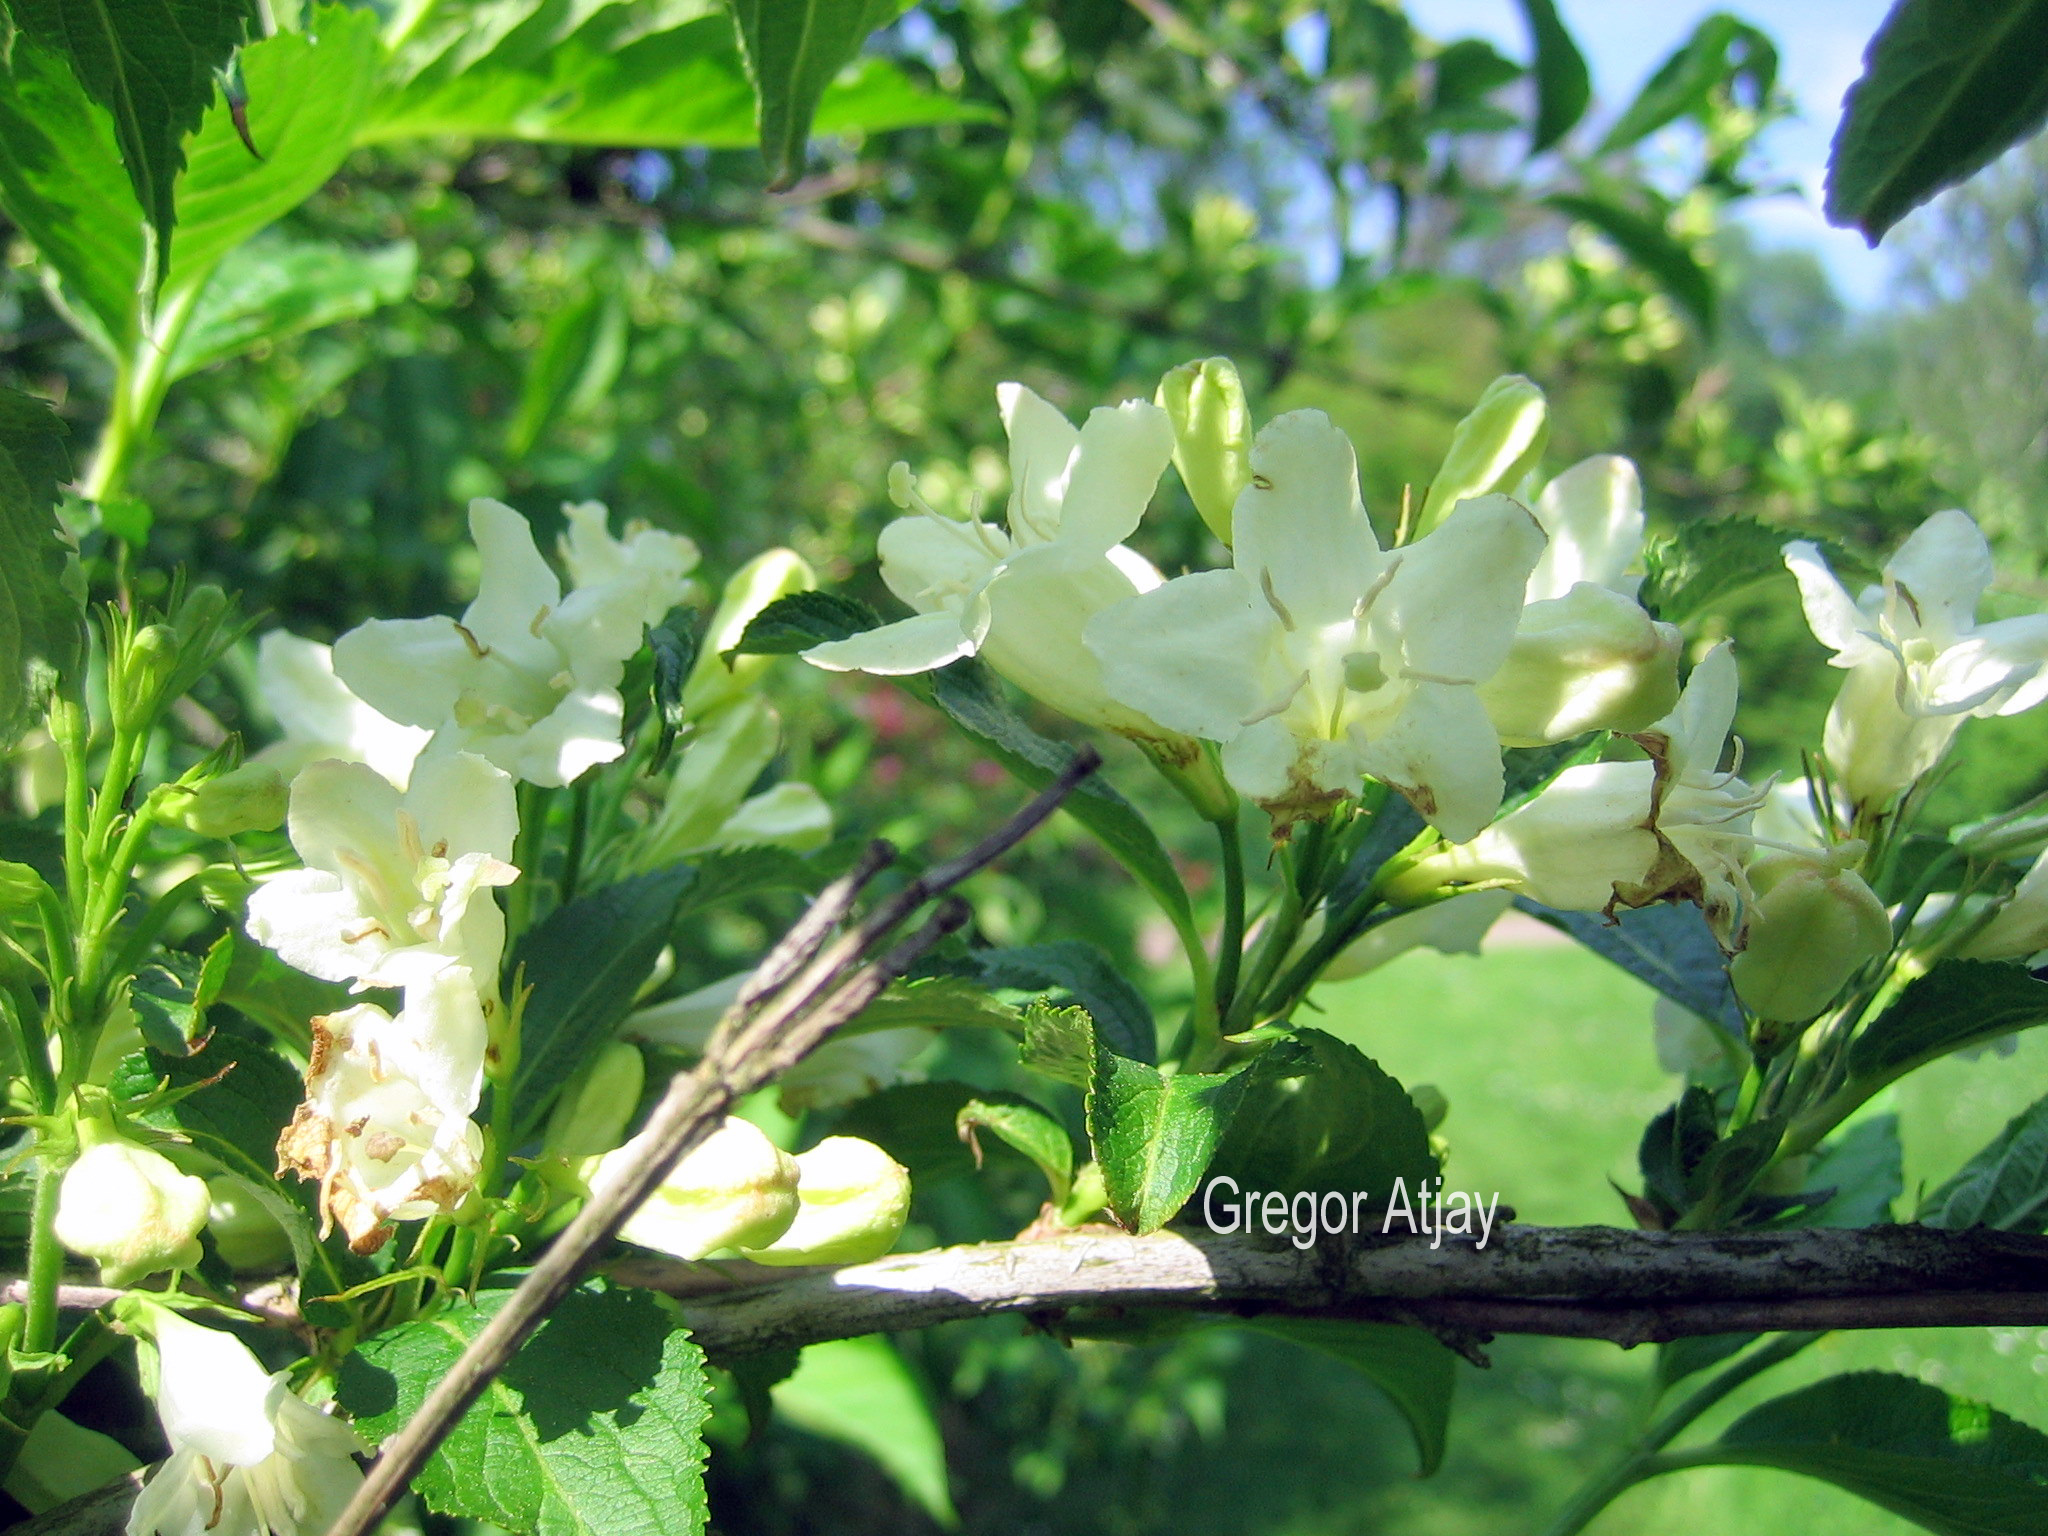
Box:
(322, 750), (1103, 1536)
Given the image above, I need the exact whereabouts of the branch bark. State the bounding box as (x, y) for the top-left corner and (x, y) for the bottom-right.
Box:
(612, 1224), (2048, 1355)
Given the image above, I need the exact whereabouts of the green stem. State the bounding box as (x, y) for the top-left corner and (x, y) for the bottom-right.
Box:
(1, 988), (55, 1113)
(1211, 813), (1246, 1022)
(22, 1146), (65, 1354)
(78, 280), (203, 507)
(558, 779), (592, 908)
(1540, 1333), (1822, 1536)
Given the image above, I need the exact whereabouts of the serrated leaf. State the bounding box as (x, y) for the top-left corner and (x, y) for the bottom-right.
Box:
(970, 941), (1154, 1063)
(1208, 1029), (1437, 1201)
(1546, 192), (1716, 337)
(1845, 960), (2048, 1094)
(1666, 1371), (2048, 1535)
(727, 0), (907, 187)
(1513, 0), (1589, 153)
(1514, 897), (1744, 1038)
(0, 389), (82, 750)
(841, 974), (1019, 1036)
(339, 1278), (710, 1536)
(4, 0), (255, 274)
(1017, 999), (1093, 1087)
(1088, 1043), (1251, 1234)
(1240, 1319), (1455, 1476)
(669, 844), (824, 920)
(727, 589), (881, 657)
(1598, 14), (1777, 155)
(959, 1093), (1072, 1202)
(1826, 0), (2048, 245)
(509, 863), (695, 1142)
(833, 1080), (1052, 1187)
(168, 235), (418, 380)
(773, 1336), (954, 1526)
(1922, 1092), (2048, 1233)
(1639, 515), (1791, 624)
(1638, 1085), (1720, 1217)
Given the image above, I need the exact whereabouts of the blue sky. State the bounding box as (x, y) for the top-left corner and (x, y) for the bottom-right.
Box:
(1404, 0), (1897, 305)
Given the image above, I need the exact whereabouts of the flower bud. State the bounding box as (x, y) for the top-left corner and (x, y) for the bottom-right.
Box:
(168, 762), (288, 839)
(11, 729), (64, 817)
(1415, 375), (1548, 537)
(112, 624), (179, 729)
(54, 1137), (209, 1285)
(1478, 586), (1681, 747)
(740, 1136), (911, 1267)
(597, 1117), (800, 1261)
(1962, 846), (2048, 961)
(683, 549), (816, 721)
(1318, 889), (1512, 981)
(544, 1041), (646, 1159)
(1731, 845), (1891, 1037)
(1156, 358), (1252, 543)
(204, 1177), (294, 1273)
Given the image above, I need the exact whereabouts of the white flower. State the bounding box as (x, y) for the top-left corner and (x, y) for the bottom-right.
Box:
(250, 633), (430, 790)
(556, 500), (699, 626)
(333, 500), (654, 787)
(245, 752), (517, 992)
(1963, 845), (2048, 962)
(127, 1309), (365, 1536)
(1787, 509), (2048, 814)
(275, 967), (489, 1253)
(1087, 409), (1544, 838)
(54, 1137), (209, 1286)
(739, 1136), (911, 1267)
(804, 385), (1185, 739)
(1387, 645), (1766, 944)
(593, 1116), (800, 1261)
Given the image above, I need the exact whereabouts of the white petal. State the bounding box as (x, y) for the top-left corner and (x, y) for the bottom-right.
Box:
(998, 384), (1082, 543)
(1931, 614), (2048, 716)
(331, 617), (481, 731)
(1232, 410), (1381, 631)
(461, 499), (562, 667)
(509, 686), (627, 787)
(244, 870), (381, 985)
(404, 751), (519, 866)
(1380, 493), (1544, 683)
(980, 542), (1162, 732)
(627, 971), (748, 1051)
(1784, 541), (1880, 661)
(1052, 399), (1175, 556)
(284, 761), (405, 886)
(1659, 643), (1740, 776)
(1358, 681), (1506, 842)
(1222, 715), (1363, 804)
(1887, 508), (1993, 643)
(1105, 542), (1164, 593)
(804, 609), (985, 676)
(151, 1312), (277, 1466)
(1466, 761), (1660, 910)
(1086, 570), (1274, 740)
(1530, 454), (1642, 599)
(874, 514), (1002, 613)
(544, 583), (645, 689)
(256, 634), (360, 757)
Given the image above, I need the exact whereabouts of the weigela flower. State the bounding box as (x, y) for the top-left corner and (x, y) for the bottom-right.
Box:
(804, 384), (1188, 742)
(556, 500), (700, 625)
(55, 1135), (209, 1286)
(1413, 374), (1547, 536)
(1087, 409), (1544, 838)
(251, 633), (429, 790)
(1787, 509), (2048, 814)
(1386, 645), (1766, 945)
(1156, 358), (1252, 543)
(126, 1307), (365, 1536)
(245, 752), (517, 992)
(740, 1136), (912, 1267)
(334, 500), (679, 787)
(275, 967), (489, 1253)
(1730, 844), (1890, 1028)
(1963, 844), (2048, 961)
(593, 1116), (800, 1261)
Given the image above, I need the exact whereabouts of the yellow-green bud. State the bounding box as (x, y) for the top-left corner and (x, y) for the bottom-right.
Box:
(544, 1041), (646, 1159)
(169, 762), (288, 839)
(741, 1135), (912, 1267)
(599, 1116), (800, 1260)
(1415, 375), (1548, 537)
(1477, 585), (1682, 747)
(113, 624), (178, 729)
(204, 1176), (294, 1273)
(1731, 845), (1891, 1039)
(54, 1136), (209, 1285)
(683, 548), (816, 721)
(1156, 358), (1252, 544)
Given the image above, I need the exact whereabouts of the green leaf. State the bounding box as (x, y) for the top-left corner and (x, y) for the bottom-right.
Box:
(339, 1278), (710, 1536)
(1797, 1113), (1903, 1228)
(168, 235), (418, 380)
(1845, 961), (2048, 1094)
(809, 55), (997, 137)
(1208, 1029), (1437, 1201)
(1089, 1042), (1251, 1234)
(1922, 1091), (2048, 1233)
(969, 941), (1154, 1063)
(647, 614), (700, 773)
(0, 37), (145, 353)
(3, 0), (254, 273)
(1545, 191), (1716, 337)
(840, 974), (1019, 1036)
(509, 863), (696, 1141)
(1664, 1372), (2048, 1535)
(505, 282), (628, 457)
(161, 5), (385, 306)
(1240, 1319), (1455, 1476)
(727, 0), (907, 187)
(958, 1092), (1072, 1202)
(1514, 897), (1744, 1037)
(1639, 515), (1794, 624)
(668, 844), (826, 922)
(830, 1079), (1063, 1193)
(773, 1335), (955, 1526)
(1825, 0), (2048, 244)
(1638, 1085), (1720, 1218)
(1599, 14), (1777, 154)
(727, 589), (881, 656)
(128, 932), (234, 1055)
(1016, 999), (1094, 1087)
(1655, 1332), (1761, 1396)
(2, 1408), (141, 1515)
(1513, 0), (1589, 152)
(0, 389), (82, 750)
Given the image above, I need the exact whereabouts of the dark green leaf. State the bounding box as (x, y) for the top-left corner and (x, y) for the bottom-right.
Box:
(1513, 0), (1589, 152)
(1514, 897), (1744, 1037)
(168, 236), (418, 380)
(338, 1278), (710, 1536)
(840, 974), (1019, 1036)
(959, 1093), (1073, 1201)
(727, 589), (881, 657)
(1797, 1113), (1903, 1228)
(4, 0), (254, 271)
(833, 1080), (1066, 1197)
(772, 1336), (954, 1526)
(1656, 1332), (1761, 1395)
(1088, 1043), (1251, 1234)
(1599, 15), (1778, 154)
(1429, 38), (1522, 118)
(1016, 1000), (1093, 1087)
(970, 940), (1154, 1063)
(0, 389), (82, 749)
(1240, 1319), (1456, 1476)
(727, 0), (907, 187)
(1640, 516), (1793, 624)
(1209, 1029), (1437, 1202)
(1668, 1371), (2048, 1535)
(1826, 0), (2048, 244)
(1845, 961), (2048, 1093)
(128, 933), (233, 1055)
(509, 863), (696, 1141)
(1921, 1092), (2048, 1233)
(1545, 192), (1716, 336)
(1326, 795), (1425, 913)
(647, 615), (700, 773)
(504, 283), (627, 457)
(1638, 1085), (1720, 1217)
(669, 844), (825, 923)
